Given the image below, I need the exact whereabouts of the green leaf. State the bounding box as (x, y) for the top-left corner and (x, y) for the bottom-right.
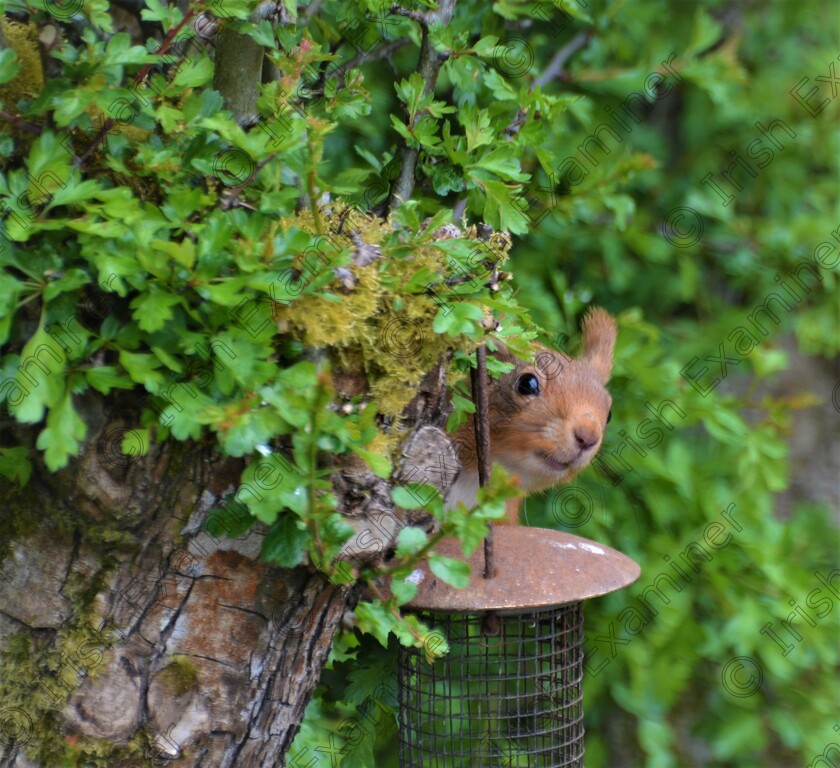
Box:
(171, 57), (214, 88)
(432, 301), (485, 337)
(389, 577), (419, 605)
(0, 447), (32, 486)
(428, 554), (470, 588)
(36, 392), (87, 471)
(395, 526), (428, 558)
(130, 286), (182, 332)
(151, 238), (196, 268)
(42, 269), (91, 302)
(483, 68), (517, 100)
(122, 428), (149, 460)
(353, 600), (396, 647)
(688, 7), (724, 55)
(262, 514), (310, 568)
(429, 163), (465, 195)
(392, 484), (442, 510)
(46, 179), (103, 209)
(246, 19), (277, 47)
(10, 328), (68, 423)
(471, 35), (499, 57)
(339, 734), (375, 768)
(469, 146), (528, 182)
(478, 179), (531, 235)
(394, 72), (426, 120)
(205, 499), (256, 540)
(462, 106), (494, 152)
(354, 447), (392, 479)
(0, 273), (22, 345)
(119, 351), (165, 390)
(0, 48), (21, 86)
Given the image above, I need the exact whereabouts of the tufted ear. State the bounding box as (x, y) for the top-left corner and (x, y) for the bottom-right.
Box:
(581, 307), (617, 383)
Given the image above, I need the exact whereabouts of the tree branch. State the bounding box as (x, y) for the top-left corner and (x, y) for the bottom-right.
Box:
(337, 38), (410, 85)
(499, 30), (591, 141)
(471, 345), (494, 579)
(385, 0), (457, 213)
(213, 28), (264, 126)
(533, 29), (591, 88)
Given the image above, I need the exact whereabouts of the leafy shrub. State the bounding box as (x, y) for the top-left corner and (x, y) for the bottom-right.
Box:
(0, 0), (836, 766)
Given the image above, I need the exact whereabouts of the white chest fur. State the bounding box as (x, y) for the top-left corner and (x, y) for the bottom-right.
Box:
(444, 468), (481, 510)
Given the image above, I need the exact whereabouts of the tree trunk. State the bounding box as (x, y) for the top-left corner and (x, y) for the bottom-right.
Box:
(0, 393), (358, 767)
(0, 7), (455, 765)
(0, 355), (449, 766)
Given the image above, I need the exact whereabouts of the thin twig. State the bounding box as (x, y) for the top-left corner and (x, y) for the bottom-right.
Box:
(0, 110), (42, 135)
(390, 4), (429, 23)
(471, 345), (494, 579)
(337, 38), (411, 82)
(533, 30), (591, 88)
(503, 107), (528, 140)
(372, 525), (448, 581)
(76, 7), (198, 168)
(386, 0), (457, 212)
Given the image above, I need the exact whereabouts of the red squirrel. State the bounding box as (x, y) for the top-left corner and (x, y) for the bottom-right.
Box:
(445, 308), (617, 525)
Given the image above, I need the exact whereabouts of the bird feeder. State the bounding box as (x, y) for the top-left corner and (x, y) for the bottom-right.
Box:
(396, 527), (639, 767)
(396, 347), (640, 767)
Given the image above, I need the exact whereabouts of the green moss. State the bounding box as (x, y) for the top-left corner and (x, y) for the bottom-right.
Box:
(0, 481), (45, 563)
(274, 210), (506, 425)
(0, 629), (169, 767)
(157, 656), (200, 697)
(0, 19), (44, 101)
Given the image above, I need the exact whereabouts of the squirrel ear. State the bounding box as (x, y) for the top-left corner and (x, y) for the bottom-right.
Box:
(581, 307), (617, 383)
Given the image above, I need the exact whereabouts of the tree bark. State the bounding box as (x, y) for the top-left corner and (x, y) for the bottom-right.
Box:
(0, 7), (455, 765)
(0, 354), (449, 766)
(213, 27), (264, 126)
(0, 393), (359, 767)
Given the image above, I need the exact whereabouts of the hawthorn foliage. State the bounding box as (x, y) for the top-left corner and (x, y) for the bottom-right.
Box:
(0, 0), (836, 766)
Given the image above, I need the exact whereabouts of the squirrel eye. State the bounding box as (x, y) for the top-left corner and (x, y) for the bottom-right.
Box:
(606, 408), (612, 424)
(516, 373), (540, 396)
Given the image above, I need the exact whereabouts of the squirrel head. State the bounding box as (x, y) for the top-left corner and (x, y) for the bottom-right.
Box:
(455, 308), (617, 496)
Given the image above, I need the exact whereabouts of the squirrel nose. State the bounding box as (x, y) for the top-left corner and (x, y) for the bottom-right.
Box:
(574, 425), (599, 450)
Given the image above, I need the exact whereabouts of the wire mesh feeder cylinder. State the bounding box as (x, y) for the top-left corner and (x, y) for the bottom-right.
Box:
(399, 604), (585, 767)
(396, 526), (640, 768)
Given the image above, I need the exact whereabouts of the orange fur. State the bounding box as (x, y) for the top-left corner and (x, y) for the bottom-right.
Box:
(446, 308), (617, 524)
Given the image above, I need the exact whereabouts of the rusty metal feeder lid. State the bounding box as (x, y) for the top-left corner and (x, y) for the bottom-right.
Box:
(403, 527), (640, 613)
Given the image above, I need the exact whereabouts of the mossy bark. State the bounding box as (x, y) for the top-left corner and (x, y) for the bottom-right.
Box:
(0, 354), (450, 766)
(0, 394), (359, 768)
(213, 27), (264, 126)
